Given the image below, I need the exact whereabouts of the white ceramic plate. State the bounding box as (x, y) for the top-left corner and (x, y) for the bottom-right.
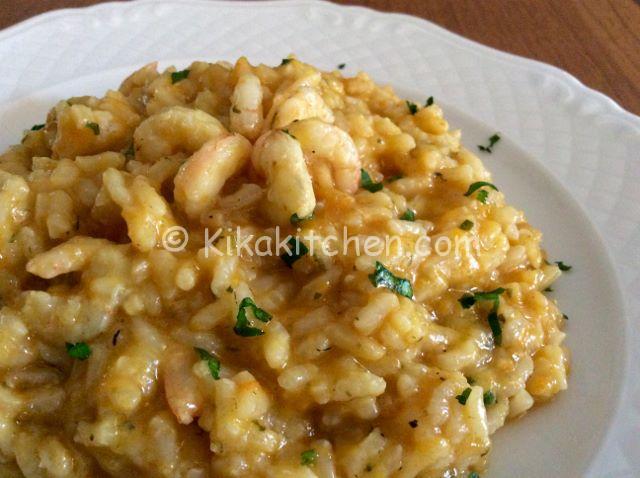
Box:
(0, 1), (638, 477)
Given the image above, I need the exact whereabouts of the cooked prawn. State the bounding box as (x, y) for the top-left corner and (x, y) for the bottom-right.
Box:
(26, 237), (110, 279)
(287, 118), (361, 194)
(230, 72), (264, 141)
(174, 134), (252, 219)
(163, 344), (204, 425)
(133, 106), (227, 162)
(251, 130), (316, 225)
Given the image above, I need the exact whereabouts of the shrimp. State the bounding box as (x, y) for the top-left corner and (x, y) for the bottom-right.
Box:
(230, 72), (264, 141)
(102, 168), (177, 251)
(251, 130), (316, 225)
(271, 87), (334, 130)
(133, 106), (227, 162)
(163, 344), (204, 425)
(287, 118), (361, 194)
(174, 134), (253, 219)
(263, 71), (334, 130)
(26, 236), (109, 279)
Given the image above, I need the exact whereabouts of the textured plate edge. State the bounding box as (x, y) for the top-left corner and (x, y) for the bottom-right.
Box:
(0, 0), (639, 129)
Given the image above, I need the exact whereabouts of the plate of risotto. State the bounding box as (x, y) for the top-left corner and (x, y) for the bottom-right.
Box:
(0, 1), (638, 478)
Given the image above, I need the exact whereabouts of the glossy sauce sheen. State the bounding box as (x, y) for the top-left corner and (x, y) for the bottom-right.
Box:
(0, 58), (568, 477)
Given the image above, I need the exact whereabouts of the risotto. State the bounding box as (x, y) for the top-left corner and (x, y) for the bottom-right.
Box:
(0, 57), (569, 477)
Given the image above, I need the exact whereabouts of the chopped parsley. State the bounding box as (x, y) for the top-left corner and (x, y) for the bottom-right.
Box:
(409, 419), (418, 428)
(290, 212), (314, 224)
(282, 128), (297, 139)
(459, 219), (474, 231)
(458, 288), (505, 310)
(483, 390), (496, 405)
(171, 69), (190, 84)
(563, 314), (569, 321)
(31, 124), (45, 131)
(281, 237), (309, 267)
(85, 122), (100, 135)
(368, 261), (413, 299)
(360, 169), (383, 192)
(337, 63), (346, 69)
(194, 347), (221, 380)
(65, 342), (91, 361)
(300, 449), (318, 466)
(555, 261), (572, 271)
(478, 133), (501, 153)
(464, 181), (498, 203)
(425, 96), (434, 107)
(459, 288), (505, 346)
(400, 209), (416, 221)
(487, 310), (502, 346)
(469, 472), (480, 478)
(544, 286), (554, 292)
(280, 58), (292, 66)
(234, 297), (272, 337)
(386, 174), (403, 183)
(476, 190), (489, 203)
(456, 387), (472, 405)
(406, 100), (418, 115)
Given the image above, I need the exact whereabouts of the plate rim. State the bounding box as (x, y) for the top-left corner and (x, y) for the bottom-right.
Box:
(0, 0), (638, 127)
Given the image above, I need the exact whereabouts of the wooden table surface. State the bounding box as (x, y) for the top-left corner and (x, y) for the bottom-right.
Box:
(0, 0), (638, 115)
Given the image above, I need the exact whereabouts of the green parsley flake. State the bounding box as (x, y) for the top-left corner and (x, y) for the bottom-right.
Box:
(464, 181), (498, 203)
(459, 219), (474, 231)
(85, 122), (100, 135)
(281, 237), (309, 267)
(300, 449), (318, 466)
(194, 347), (221, 380)
(425, 96), (434, 107)
(469, 472), (480, 478)
(478, 133), (501, 153)
(31, 124), (45, 131)
(386, 174), (403, 183)
(66, 342), (91, 360)
(290, 212), (314, 224)
(456, 387), (472, 405)
(280, 58), (292, 66)
(406, 100), (418, 115)
(555, 261), (572, 271)
(476, 190), (489, 203)
(337, 63), (346, 69)
(234, 297), (272, 337)
(487, 310), (503, 346)
(360, 169), (383, 192)
(400, 209), (416, 221)
(458, 288), (505, 309)
(368, 261), (413, 299)
(483, 390), (496, 405)
(171, 69), (190, 84)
